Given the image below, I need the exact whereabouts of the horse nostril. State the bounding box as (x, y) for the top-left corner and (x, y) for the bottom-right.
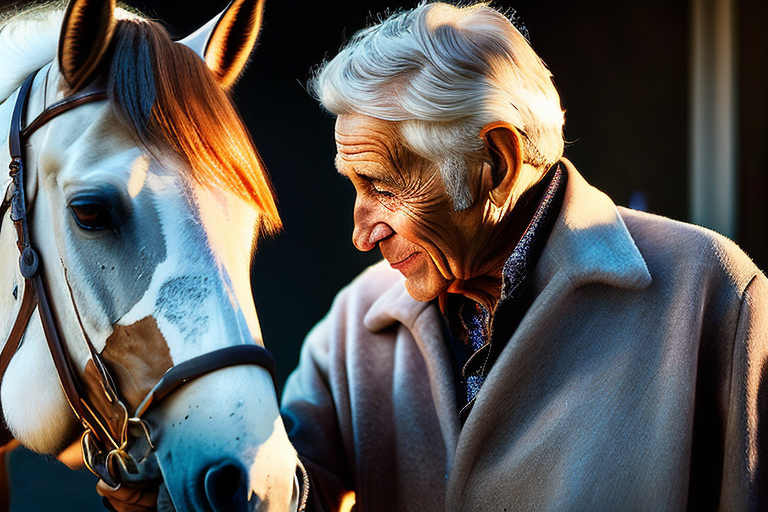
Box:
(204, 460), (250, 512)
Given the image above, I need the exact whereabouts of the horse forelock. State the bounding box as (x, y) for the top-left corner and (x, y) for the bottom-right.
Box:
(108, 19), (282, 238)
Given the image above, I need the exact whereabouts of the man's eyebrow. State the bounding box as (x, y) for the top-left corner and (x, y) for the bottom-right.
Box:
(334, 157), (354, 181)
(334, 156), (383, 181)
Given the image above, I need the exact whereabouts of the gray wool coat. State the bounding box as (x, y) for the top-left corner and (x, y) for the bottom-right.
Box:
(281, 161), (768, 512)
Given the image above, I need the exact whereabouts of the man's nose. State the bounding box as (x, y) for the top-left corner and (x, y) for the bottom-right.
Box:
(353, 205), (393, 251)
(354, 222), (393, 251)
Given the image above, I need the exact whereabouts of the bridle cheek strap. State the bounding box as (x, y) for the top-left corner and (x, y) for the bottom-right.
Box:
(0, 279), (37, 446)
(4, 70), (129, 454)
(0, 282), (36, 383)
(3, 70), (280, 489)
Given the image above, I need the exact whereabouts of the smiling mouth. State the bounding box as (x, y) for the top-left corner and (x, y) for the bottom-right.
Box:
(389, 252), (419, 271)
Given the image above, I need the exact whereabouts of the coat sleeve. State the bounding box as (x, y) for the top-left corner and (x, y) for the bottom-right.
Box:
(689, 272), (768, 511)
(719, 273), (768, 511)
(281, 314), (356, 512)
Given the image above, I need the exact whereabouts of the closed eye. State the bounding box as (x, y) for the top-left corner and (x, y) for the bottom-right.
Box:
(370, 183), (395, 197)
(355, 174), (395, 197)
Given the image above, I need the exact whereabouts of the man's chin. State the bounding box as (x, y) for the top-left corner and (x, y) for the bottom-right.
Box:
(403, 275), (448, 303)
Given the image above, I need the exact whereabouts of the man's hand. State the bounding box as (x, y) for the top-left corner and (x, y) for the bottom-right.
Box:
(96, 480), (159, 512)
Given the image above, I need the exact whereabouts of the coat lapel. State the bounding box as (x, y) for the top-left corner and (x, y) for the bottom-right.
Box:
(363, 272), (462, 474)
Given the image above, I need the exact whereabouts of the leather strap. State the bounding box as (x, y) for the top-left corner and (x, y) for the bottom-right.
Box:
(0, 72), (39, 449)
(5, 70), (124, 450)
(8, 72), (35, 162)
(22, 89), (108, 140)
(1, 71), (38, 389)
(134, 344), (277, 417)
(9, 73), (36, 267)
(0, 281), (37, 447)
(32, 276), (126, 449)
(0, 282), (37, 381)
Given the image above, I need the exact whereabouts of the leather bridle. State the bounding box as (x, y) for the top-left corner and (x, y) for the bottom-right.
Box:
(1, 70), (282, 489)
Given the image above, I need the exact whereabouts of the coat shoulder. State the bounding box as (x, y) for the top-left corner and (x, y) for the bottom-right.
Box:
(618, 207), (764, 298)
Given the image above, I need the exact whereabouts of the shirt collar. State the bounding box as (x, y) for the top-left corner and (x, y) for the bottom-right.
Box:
(499, 163), (565, 303)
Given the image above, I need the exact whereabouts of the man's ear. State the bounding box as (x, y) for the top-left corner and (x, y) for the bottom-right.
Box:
(479, 121), (524, 207)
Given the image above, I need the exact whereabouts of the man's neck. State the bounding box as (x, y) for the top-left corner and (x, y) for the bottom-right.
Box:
(439, 164), (560, 313)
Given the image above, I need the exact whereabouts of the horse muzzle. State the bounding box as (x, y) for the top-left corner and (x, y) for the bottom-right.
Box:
(143, 365), (300, 512)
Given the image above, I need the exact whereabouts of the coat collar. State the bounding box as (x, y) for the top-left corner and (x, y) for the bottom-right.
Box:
(363, 272), (428, 332)
(541, 159), (652, 291)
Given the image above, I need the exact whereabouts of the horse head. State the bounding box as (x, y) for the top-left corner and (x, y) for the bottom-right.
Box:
(0, 0), (302, 509)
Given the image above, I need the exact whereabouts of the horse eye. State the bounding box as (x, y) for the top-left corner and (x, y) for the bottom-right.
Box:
(69, 197), (113, 231)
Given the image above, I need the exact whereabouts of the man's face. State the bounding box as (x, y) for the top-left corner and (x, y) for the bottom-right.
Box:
(335, 114), (486, 302)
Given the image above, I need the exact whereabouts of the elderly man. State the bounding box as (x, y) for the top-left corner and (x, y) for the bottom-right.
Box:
(279, 2), (768, 511)
(102, 2), (766, 511)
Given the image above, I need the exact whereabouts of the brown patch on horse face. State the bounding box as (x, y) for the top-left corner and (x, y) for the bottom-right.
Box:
(101, 316), (173, 412)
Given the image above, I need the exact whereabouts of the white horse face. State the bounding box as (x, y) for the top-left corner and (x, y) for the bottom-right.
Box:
(0, 1), (298, 510)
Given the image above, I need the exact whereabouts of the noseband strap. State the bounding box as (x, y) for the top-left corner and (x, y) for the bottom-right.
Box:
(3, 70), (279, 488)
(134, 344), (277, 418)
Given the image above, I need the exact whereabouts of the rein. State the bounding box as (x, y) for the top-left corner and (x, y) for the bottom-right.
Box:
(1, 70), (280, 488)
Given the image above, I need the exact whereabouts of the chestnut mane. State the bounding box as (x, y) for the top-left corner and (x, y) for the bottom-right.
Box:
(108, 18), (281, 235)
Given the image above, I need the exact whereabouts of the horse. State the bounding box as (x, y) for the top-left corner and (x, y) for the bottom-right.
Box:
(0, 0), (304, 509)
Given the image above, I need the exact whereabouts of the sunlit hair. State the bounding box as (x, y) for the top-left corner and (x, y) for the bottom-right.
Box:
(109, 19), (281, 235)
(311, 1), (564, 210)
(0, 4), (280, 235)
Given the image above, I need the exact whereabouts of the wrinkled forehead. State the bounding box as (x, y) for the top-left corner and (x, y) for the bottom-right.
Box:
(335, 113), (410, 180)
(334, 114), (402, 162)
(334, 113), (443, 185)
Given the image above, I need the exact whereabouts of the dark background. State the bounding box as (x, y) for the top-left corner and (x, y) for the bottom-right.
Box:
(1, 0), (766, 510)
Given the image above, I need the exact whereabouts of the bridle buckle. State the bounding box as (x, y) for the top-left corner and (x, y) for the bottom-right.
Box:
(8, 158), (20, 175)
(82, 417), (159, 488)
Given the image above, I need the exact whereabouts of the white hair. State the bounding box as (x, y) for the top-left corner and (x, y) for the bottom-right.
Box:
(311, 2), (565, 209)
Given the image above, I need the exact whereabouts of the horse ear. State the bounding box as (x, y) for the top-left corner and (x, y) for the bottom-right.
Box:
(178, 0), (265, 89)
(58, 0), (117, 92)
